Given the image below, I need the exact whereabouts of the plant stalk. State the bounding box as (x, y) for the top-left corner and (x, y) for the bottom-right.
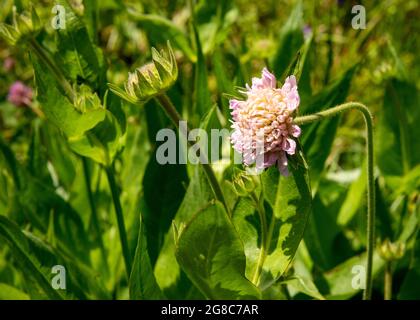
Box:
(384, 261), (392, 300)
(105, 166), (132, 278)
(294, 102), (375, 300)
(82, 158), (108, 272)
(155, 94), (230, 215)
(250, 191), (268, 286)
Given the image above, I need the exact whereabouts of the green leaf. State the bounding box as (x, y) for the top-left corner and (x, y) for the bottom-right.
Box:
(176, 202), (261, 299)
(129, 215), (165, 300)
(128, 12), (196, 62)
(0, 283), (30, 300)
(22, 231), (110, 300)
(271, 0), (304, 78)
(376, 78), (420, 176)
(0, 216), (64, 300)
(318, 252), (384, 300)
(282, 275), (325, 300)
(32, 54), (105, 139)
(55, 0), (106, 90)
(192, 22), (212, 120)
(154, 166), (213, 299)
(258, 151), (312, 287)
(0, 140), (91, 265)
(303, 194), (349, 270)
(141, 156), (188, 265)
(232, 197), (259, 280)
(32, 53), (124, 165)
(337, 161), (367, 226)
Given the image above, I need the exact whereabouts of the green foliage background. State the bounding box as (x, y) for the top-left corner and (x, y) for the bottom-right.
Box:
(0, 0), (419, 300)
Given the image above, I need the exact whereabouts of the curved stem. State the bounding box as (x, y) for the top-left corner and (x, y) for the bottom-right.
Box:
(250, 191), (267, 286)
(105, 166), (131, 279)
(155, 94), (230, 215)
(295, 102), (375, 300)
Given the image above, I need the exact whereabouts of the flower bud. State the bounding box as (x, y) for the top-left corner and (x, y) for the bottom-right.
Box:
(73, 84), (103, 113)
(108, 41), (178, 104)
(378, 239), (406, 261)
(0, 7), (41, 46)
(233, 172), (256, 196)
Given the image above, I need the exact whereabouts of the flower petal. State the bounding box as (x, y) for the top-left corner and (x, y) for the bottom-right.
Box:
(282, 75), (300, 111)
(277, 152), (289, 176)
(261, 67), (277, 88)
(282, 137), (296, 155)
(290, 124), (301, 138)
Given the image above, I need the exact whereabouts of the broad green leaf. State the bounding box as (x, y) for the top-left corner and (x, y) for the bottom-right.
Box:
(32, 54), (124, 165)
(318, 252), (385, 300)
(0, 216), (64, 300)
(0, 283), (30, 300)
(232, 197), (259, 280)
(282, 275), (325, 300)
(300, 65), (357, 189)
(55, 0), (106, 90)
(141, 156), (188, 265)
(258, 152), (312, 288)
(233, 151), (311, 288)
(376, 78), (420, 176)
(129, 215), (165, 300)
(32, 55), (105, 139)
(303, 195), (350, 271)
(176, 202), (261, 299)
(154, 166), (213, 299)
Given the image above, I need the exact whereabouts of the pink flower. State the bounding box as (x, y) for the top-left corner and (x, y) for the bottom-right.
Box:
(230, 68), (301, 175)
(7, 81), (33, 107)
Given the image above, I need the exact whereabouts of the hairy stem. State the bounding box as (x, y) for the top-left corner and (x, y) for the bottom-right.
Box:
(155, 94), (230, 215)
(250, 191), (268, 286)
(294, 102), (375, 300)
(384, 261), (392, 300)
(105, 166), (131, 278)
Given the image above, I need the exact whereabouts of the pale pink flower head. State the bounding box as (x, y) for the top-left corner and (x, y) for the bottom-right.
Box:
(7, 81), (33, 107)
(230, 68), (301, 175)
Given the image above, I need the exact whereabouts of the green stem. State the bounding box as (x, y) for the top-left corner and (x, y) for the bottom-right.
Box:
(82, 158), (108, 272)
(384, 261), (392, 300)
(250, 191), (268, 286)
(294, 102), (375, 300)
(28, 38), (75, 102)
(105, 166), (131, 278)
(155, 94), (230, 215)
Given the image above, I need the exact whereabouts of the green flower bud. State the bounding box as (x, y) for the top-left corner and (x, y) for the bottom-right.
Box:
(73, 84), (103, 113)
(233, 172), (256, 196)
(378, 239), (406, 261)
(108, 41), (178, 104)
(0, 7), (41, 46)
